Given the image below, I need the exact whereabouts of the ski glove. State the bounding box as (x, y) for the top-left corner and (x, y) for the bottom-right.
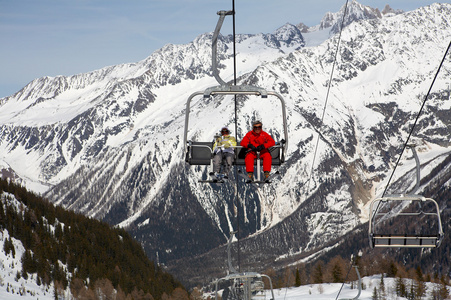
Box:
(248, 144), (257, 151)
(256, 145), (265, 151)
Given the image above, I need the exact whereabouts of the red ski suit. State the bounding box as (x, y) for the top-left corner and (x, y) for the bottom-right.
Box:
(240, 130), (275, 173)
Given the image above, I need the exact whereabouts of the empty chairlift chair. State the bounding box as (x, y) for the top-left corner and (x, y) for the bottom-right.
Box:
(212, 232), (275, 300)
(368, 145), (444, 248)
(369, 195), (444, 248)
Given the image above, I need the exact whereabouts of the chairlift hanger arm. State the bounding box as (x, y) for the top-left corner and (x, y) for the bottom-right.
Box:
(212, 10), (234, 86)
(227, 231), (237, 274)
(406, 144), (420, 194)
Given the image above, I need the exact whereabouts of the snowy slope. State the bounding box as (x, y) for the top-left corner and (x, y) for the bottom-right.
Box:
(0, 192), (70, 299)
(0, 230), (59, 300)
(205, 275), (450, 300)
(272, 276), (450, 300)
(0, 1), (451, 284)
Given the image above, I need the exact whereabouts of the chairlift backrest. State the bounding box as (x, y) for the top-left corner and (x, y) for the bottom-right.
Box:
(185, 142), (213, 165)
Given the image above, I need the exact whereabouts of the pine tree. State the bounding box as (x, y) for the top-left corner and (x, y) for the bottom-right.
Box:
(379, 273), (385, 299)
(331, 261), (343, 283)
(3, 236), (11, 254)
(415, 266), (427, 299)
(312, 261), (324, 284)
(395, 276), (407, 297)
(21, 249), (38, 274)
(295, 269), (301, 287)
(438, 279), (450, 300)
(9, 237), (15, 257)
(387, 261), (398, 277)
(171, 287), (189, 300)
(408, 280), (415, 300)
(439, 275), (450, 299)
(53, 283), (58, 300)
(372, 286), (378, 300)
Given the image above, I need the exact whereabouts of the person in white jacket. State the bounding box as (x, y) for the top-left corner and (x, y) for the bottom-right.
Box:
(212, 127), (237, 178)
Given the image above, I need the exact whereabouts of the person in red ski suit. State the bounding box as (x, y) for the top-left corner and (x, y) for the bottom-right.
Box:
(240, 120), (275, 181)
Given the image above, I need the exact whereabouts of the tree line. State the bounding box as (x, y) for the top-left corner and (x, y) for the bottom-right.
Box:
(262, 254), (450, 299)
(0, 178), (186, 299)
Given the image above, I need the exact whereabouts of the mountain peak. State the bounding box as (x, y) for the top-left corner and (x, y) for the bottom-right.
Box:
(326, 0), (383, 33)
(382, 4), (404, 16)
(273, 23), (305, 49)
(313, 1), (403, 35)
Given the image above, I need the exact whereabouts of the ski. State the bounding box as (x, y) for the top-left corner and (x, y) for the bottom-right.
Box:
(198, 179), (225, 183)
(198, 172), (227, 184)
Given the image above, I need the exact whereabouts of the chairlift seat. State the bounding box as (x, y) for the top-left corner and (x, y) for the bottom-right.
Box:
(185, 142), (284, 166)
(371, 234), (442, 248)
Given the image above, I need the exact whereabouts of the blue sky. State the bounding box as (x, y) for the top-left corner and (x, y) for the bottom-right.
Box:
(0, 0), (448, 98)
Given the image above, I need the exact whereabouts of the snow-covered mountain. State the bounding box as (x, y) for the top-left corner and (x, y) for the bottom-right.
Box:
(1, 1), (451, 285)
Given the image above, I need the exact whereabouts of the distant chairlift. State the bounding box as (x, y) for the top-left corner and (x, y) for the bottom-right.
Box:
(339, 264), (362, 300)
(368, 145), (444, 248)
(183, 10), (288, 184)
(213, 232), (275, 300)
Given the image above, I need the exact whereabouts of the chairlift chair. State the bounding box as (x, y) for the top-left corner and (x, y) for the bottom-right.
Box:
(183, 10), (288, 184)
(214, 272), (274, 300)
(213, 232), (275, 300)
(369, 195), (444, 248)
(368, 145), (444, 248)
